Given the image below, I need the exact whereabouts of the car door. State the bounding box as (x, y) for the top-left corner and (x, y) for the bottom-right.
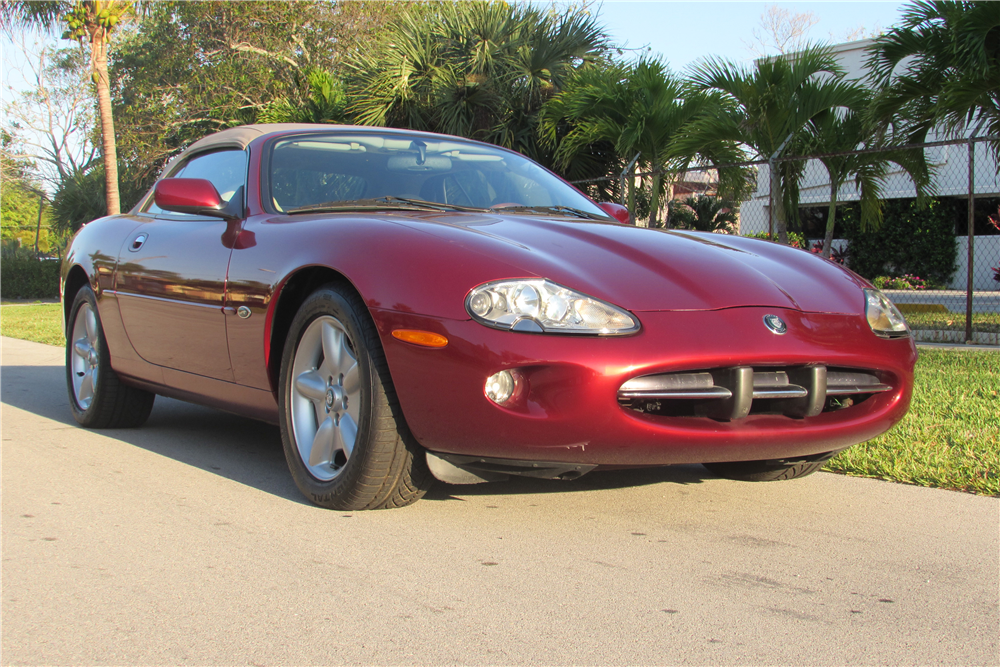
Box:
(115, 149), (248, 381)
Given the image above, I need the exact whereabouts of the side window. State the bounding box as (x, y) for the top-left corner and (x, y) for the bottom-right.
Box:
(145, 149), (248, 215)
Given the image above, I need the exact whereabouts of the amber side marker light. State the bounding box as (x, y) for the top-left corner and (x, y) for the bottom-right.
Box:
(391, 329), (449, 348)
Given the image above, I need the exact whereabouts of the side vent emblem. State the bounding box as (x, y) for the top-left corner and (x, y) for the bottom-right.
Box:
(763, 314), (787, 335)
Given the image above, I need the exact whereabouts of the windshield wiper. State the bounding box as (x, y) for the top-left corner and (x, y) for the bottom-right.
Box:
(288, 196), (487, 214)
(489, 205), (605, 220)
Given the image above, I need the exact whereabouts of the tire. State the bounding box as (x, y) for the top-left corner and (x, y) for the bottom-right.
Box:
(703, 451), (836, 482)
(278, 283), (432, 510)
(66, 286), (155, 428)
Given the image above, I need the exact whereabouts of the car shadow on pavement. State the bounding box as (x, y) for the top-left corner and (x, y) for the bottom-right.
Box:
(2, 364), (306, 505)
(425, 464), (714, 502)
(4, 364), (719, 507)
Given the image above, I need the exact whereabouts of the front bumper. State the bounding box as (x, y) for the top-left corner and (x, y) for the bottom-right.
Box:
(373, 306), (917, 467)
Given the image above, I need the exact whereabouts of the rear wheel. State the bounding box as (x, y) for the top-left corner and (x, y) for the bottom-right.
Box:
(703, 452), (836, 482)
(278, 284), (432, 510)
(66, 286), (155, 428)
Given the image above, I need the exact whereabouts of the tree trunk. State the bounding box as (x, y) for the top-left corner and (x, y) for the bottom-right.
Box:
(34, 193), (44, 254)
(92, 30), (120, 215)
(627, 170), (635, 225)
(648, 171), (660, 228)
(769, 163), (788, 243)
(822, 181), (839, 258)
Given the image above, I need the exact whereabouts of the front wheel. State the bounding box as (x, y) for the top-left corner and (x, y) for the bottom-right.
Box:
(703, 451), (837, 482)
(66, 286), (155, 428)
(278, 284), (432, 510)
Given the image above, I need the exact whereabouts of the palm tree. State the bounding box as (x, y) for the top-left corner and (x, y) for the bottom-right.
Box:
(687, 45), (865, 244)
(867, 1), (1000, 160)
(345, 1), (608, 164)
(539, 58), (747, 227)
(259, 69), (350, 125)
(668, 196), (739, 233)
(2, 0), (131, 214)
(806, 98), (933, 258)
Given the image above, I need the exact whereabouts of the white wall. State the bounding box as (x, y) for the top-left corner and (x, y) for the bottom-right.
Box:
(953, 235), (1000, 291)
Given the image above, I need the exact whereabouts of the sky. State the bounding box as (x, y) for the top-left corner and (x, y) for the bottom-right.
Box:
(590, 1), (907, 71)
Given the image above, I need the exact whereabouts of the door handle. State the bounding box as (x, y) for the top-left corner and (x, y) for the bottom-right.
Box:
(129, 233), (148, 252)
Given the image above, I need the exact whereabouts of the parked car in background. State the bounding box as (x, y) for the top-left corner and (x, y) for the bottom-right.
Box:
(62, 124), (917, 510)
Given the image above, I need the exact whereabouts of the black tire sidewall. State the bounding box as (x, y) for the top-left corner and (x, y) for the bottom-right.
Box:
(703, 455), (832, 482)
(65, 286), (110, 426)
(278, 286), (381, 507)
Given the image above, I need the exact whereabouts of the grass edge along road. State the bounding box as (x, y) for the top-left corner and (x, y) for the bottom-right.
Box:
(3, 302), (997, 496)
(1, 301), (64, 346)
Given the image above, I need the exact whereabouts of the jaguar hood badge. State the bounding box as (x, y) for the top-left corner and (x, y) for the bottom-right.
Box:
(763, 314), (787, 335)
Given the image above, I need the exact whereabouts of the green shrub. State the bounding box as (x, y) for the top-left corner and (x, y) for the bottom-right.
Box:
(52, 167), (108, 235)
(1, 242), (61, 299)
(839, 198), (958, 286)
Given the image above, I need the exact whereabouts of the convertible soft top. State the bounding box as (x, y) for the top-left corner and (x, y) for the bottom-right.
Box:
(160, 124), (334, 177)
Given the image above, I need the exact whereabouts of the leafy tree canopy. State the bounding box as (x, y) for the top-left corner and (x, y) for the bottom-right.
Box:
(867, 0), (1000, 160)
(111, 0), (395, 187)
(687, 45), (865, 241)
(2, 0), (134, 214)
(345, 0), (611, 166)
(668, 196), (739, 233)
(539, 58), (749, 226)
(804, 91), (933, 257)
(1, 131), (54, 250)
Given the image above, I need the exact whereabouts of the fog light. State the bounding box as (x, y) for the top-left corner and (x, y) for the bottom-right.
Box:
(485, 370), (519, 405)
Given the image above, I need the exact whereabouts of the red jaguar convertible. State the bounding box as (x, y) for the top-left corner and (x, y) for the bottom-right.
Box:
(62, 124), (917, 509)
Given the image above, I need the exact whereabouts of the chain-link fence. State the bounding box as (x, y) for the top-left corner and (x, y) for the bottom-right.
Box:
(572, 136), (1000, 346)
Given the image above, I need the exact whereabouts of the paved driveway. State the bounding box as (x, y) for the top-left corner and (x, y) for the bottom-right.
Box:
(3, 337), (998, 666)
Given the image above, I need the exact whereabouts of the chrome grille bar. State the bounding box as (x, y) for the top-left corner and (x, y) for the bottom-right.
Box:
(619, 366), (891, 420)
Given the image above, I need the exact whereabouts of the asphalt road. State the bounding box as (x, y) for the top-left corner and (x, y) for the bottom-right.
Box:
(883, 289), (1000, 314)
(3, 336), (998, 666)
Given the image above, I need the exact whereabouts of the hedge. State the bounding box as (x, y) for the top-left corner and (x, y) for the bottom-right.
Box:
(1, 255), (61, 299)
(838, 198), (959, 286)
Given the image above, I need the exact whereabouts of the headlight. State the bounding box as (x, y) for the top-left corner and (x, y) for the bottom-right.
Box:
(864, 289), (910, 338)
(466, 279), (639, 335)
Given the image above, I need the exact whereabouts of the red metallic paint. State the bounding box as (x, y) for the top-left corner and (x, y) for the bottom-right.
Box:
(153, 178), (225, 215)
(61, 124), (918, 472)
(370, 307), (915, 465)
(598, 202), (631, 224)
(113, 214), (236, 381)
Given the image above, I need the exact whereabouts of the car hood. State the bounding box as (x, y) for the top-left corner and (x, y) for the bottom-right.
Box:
(393, 213), (869, 315)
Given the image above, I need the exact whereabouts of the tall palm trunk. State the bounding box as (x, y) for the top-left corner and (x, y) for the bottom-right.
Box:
(648, 170), (660, 228)
(822, 181), (839, 258)
(769, 167), (788, 243)
(91, 30), (119, 215)
(627, 177), (635, 224)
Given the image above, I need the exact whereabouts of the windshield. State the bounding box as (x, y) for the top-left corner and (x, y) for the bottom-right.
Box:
(267, 132), (609, 219)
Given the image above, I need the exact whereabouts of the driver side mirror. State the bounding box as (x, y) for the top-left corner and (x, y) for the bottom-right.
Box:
(598, 202), (631, 225)
(154, 178), (243, 220)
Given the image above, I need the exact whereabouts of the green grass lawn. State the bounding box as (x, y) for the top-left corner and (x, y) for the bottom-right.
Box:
(1, 302), (64, 346)
(2, 302), (997, 496)
(826, 348), (999, 496)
